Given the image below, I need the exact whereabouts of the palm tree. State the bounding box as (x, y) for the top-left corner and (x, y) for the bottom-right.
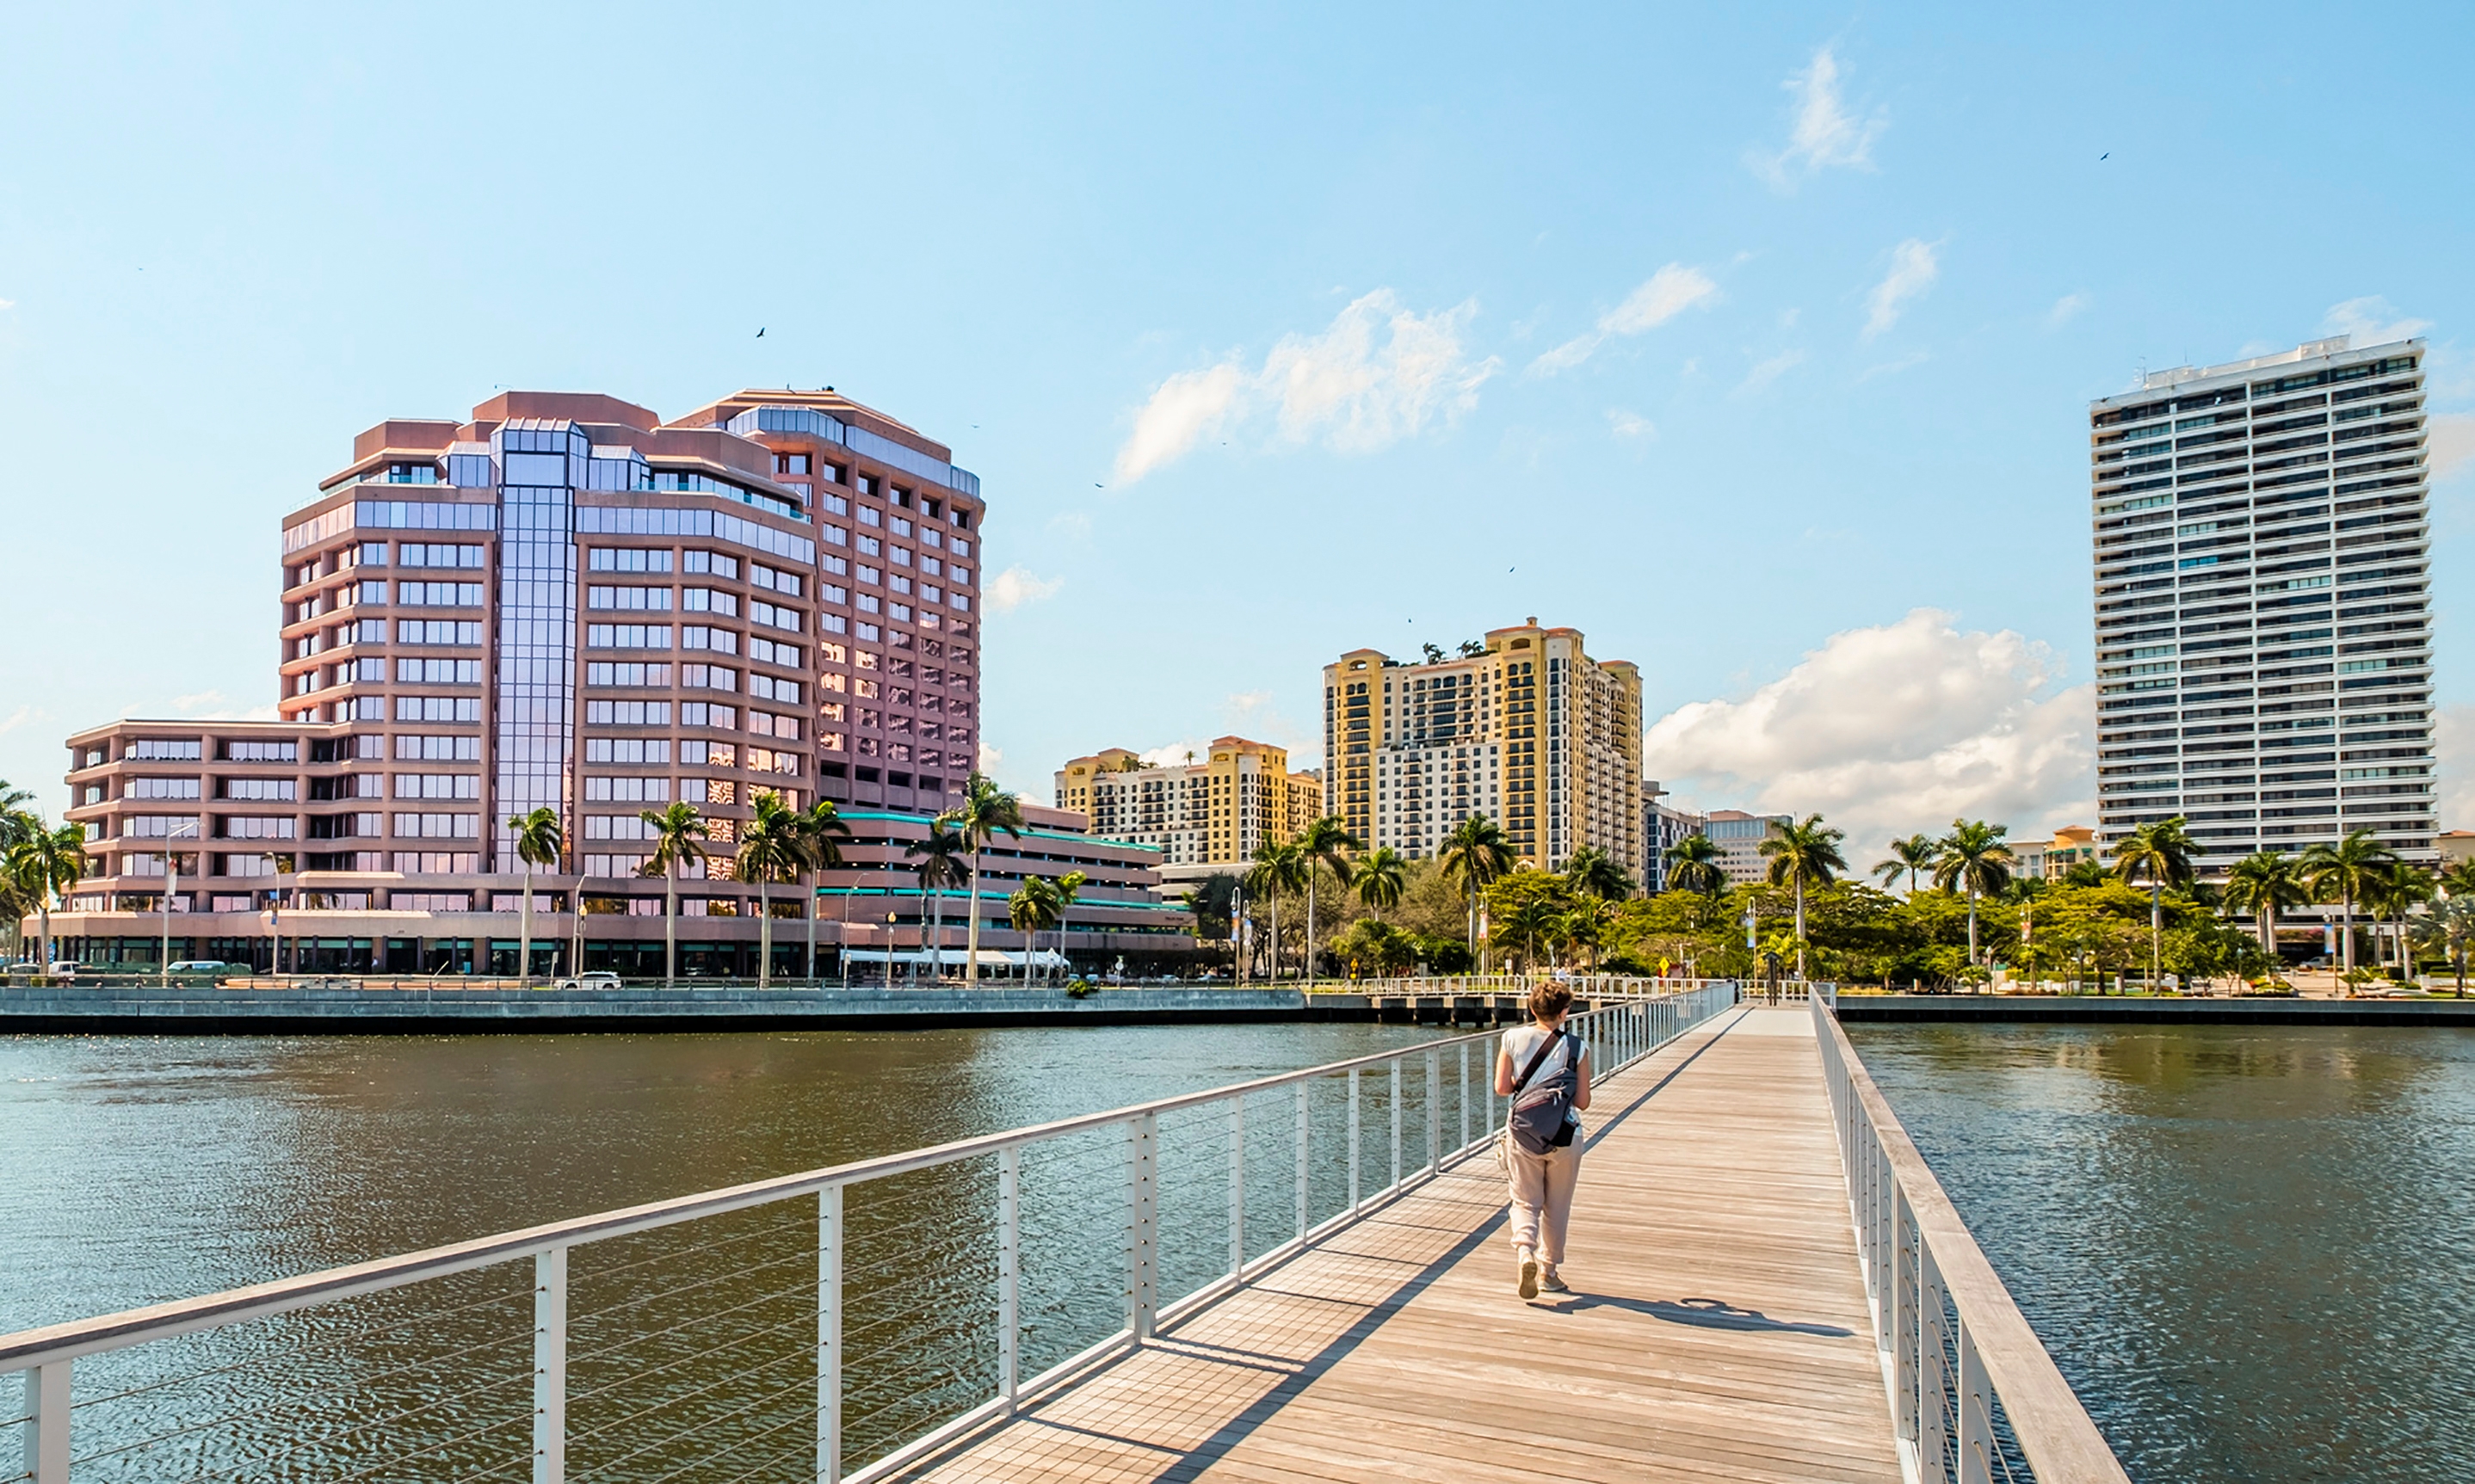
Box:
(906, 825), (970, 981)
(2222, 850), (2307, 961)
(1008, 875), (1062, 983)
(2111, 816), (2196, 988)
(1872, 834), (1939, 894)
(2412, 896), (2475, 996)
(1295, 815), (1363, 983)
(1245, 841), (1309, 981)
(6, 822), (88, 975)
(1497, 892), (1564, 973)
(798, 800), (852, 981)
(1049, 870), (1089, 983)
(2299, 828), (2395, 983)
(1439, 816), (1517, 966)
(506, 806), (563, 983)
(1663, 834), (1726, 897)
(1758, 815), (1847, 979)
(2367, 863), (2434, 981)
(1932, 820), (2015, 970)
(1563, 896), (1618, 970)
(1354, 847), (1407, 920)
(736, 791), (807, 989)
(638, 803), (710, 983)
(1563, 846), (1634, 902)
(937, 774), (1025, 988)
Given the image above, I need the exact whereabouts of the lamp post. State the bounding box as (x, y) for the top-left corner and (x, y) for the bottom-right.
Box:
(886, 909), (898, 990)
(161, 822), (197, 988)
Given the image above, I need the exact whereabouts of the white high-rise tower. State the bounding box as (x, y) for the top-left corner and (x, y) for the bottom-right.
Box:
(2090, 336), (2435, 875)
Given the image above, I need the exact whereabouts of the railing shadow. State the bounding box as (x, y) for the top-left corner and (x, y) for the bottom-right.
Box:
(1535, 1292), (1854, 1337)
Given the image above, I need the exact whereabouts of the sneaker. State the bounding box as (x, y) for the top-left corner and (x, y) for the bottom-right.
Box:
(1540, 1267), (1570, 1294)
(1516, 1248), (1539, 1300)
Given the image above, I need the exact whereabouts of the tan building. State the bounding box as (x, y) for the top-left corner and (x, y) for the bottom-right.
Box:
(1056, 738), (1323, 883)
(1703, 810), (1788, 885)
(2038, 826), (2100, 879)
(1324, 619), (1641, 871)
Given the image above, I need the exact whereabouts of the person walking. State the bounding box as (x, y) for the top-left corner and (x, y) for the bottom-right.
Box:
(1497, 980), (1590, 1298)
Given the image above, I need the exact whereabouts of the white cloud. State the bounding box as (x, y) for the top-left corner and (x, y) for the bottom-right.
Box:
(1046, 511), (1093, 539)
(984, 567), (1063, 613)
(1139, 740), (1210, 769)
(2438, 707), (2475, 831)
(977, 741), (1003, 777)
(1864, 238), (1940, 338)
(2322, 295), (2432, 348)
(1856, 350), (1929, 382)
(166, 689), (278, 721)
(2047, 292), (2090, 327)
(1750, 46), (1886, 189)
(1606, 409), (1656, 439)
(1645, 608), (2095, 863)
(0, 299), (15, 311)
(0, 705), (35, 736)
(1115, 290), (1500, 482)
(1531, 265), (1719, 375)
(2430, 412), (2475, 481)
(1225, 690), (1273, 718)
(1737, 348), (1806, 393)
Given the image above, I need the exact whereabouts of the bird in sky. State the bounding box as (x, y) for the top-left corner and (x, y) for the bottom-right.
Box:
(756, 327), (766, 337)
(2099, 153), (2109, 160)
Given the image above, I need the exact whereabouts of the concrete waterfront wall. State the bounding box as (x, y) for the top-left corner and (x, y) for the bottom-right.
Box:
(0, 983), (1315, 1035)
(1836, 994), (2475, 1027)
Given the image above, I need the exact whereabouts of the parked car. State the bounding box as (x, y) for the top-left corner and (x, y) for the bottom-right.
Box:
(166, 961), (232, 978)
(47, 962), (86, 980)
(555, 970), (626, 991)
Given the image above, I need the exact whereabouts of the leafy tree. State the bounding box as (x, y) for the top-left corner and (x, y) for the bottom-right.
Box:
(2367, 864), (2434, 980)
(2111, 816), (2196, 986)
(2299, 828), (2397, 980)
(1759, 814), (1846, 978)
(1562, 846), (1634, 902)
(638, 803), (710, 982)
(1438, 816), (1517, 966)
(1050, 870), (1089, 982)
(2060, 859), (2110, 889)
(1295, 815), (1363, 982)
(1663, 834), (1725, 897)
(506, 806), (564, 982)
(1354, 847), (1407, 919)
(1008, 875), (1062, 982)
(937, 774), (1025, 987)
(1933, 820), (2015, 969)
(1185, 872), (1238, 950)
(2412, 897), (2475, 996)
(798, 800), (852, 978)
(2222, 851), (2307, 958)
(905, 825), (970, 980)
(1872, 833), (1938, 893)
(736, 791), (808, 988)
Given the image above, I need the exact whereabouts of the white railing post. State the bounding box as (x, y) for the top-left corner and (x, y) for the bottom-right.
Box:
(1227, 1095), (1246, 1278)
(818, 1184), (843, 1484)
(1894, 1192), (1919, 1450)
(1347, 1067), (1361, 1210)
(1458, 1041), (1471, 1152)
(997, 1148), (1020, 1410)
(1127, 1112), (1160, 1342)
(1958, 1315), (1993, 1484)
(1922, 1241), (1950, 1478)
(1425, 1050), (1440, 1176)
(20, 1362), (69, 1484)
(533, 1246), (566, 1484)
(1389, 1059), (1402, 1194)
(1293, 1081), (1310, 1241)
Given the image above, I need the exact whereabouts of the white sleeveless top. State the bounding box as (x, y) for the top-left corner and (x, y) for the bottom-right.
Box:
(1503, 1025), (1587, 1127)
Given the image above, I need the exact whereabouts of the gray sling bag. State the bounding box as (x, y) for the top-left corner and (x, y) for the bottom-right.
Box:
(1506, 1030), (1577, 1156)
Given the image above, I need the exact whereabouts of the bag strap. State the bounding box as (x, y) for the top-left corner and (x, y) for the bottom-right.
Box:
(1510, 1028), (1565, 1094)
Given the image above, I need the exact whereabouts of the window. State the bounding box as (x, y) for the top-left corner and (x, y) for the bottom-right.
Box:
(682, 551), (740, 579)
(222, 739), (299, 763)
(584, 700), (674, 725)
(360, 542), (392, 567)
(890, 515), (913, 536)
(128, 738), (204, 760)
(586, 625), (673, 650)
(583, 738), (671, 764)
(775, 453), (811, 476)
(683, 588), (739, 617)
(746, 674), (801, 705)
(749, 637), (801, 668)
(398, 619), (485, 645)
(392, 773), (480, 800)
(400, 582), (485, 607)
(750, 600), (802, 633)
(583, 776), (671, 802)
(585, 662), (674, 687)
(589, 548), (675, 573)
(391, 852), (480, 873)
(682, 664), (738, 693)
(398, 544), (485, 569)
(396, 658), (483, 685)
(588, 586), (674, 611)
(218, 778), (294, 801)
(393, 813), (480, 838)
(397, 696), (483, 722)
(682, 626), (739, 655)
(751, 563), (802, 597)
(395, 735), (481, 760)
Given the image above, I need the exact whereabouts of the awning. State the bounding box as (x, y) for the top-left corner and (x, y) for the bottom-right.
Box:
(837, 948), (1071, 968)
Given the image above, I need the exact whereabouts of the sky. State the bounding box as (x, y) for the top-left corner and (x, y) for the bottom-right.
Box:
(3, 3), (2471, 862)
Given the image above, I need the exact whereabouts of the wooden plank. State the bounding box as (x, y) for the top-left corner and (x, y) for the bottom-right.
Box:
(897, 1007), (1902, 1483)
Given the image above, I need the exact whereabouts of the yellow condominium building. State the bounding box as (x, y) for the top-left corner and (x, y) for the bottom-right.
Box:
(1055, 737), (1324, 879)
(1324, 619), (1642, 871)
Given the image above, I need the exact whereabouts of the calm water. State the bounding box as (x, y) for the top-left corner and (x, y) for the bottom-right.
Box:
(0, 1025), (1453, 1480)
(1854, 1023), (2475, 1484)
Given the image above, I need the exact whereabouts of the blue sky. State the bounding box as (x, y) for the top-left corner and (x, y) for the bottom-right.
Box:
(3, 4), (2470, 855)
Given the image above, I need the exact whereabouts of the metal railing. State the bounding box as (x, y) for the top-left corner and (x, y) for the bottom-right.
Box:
(1810, 988), (2131, 1484)
(3, 985), (1739, 1483)
(1313, 974), (1728, 998)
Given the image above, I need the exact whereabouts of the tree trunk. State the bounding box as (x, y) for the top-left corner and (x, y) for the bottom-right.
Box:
(757, 877), (772, 989)
(1269, 892), (1281, 982)
(965, 853), (983, 987)
(1966, 886), (1978, 968)
(2150, 885), (2162, 990)
(519, 861), (534, 985)
(2342, 894), (2355, 983)
(1794, 878), (1807, 979)
(1305, 869), (1317, 987)
(665, 866), (678, 984)
(805, 872), (818, 982)
(929, 889), (943, 983)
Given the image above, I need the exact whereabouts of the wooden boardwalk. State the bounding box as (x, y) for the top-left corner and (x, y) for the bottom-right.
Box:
(899, 1007), (1901, 1483)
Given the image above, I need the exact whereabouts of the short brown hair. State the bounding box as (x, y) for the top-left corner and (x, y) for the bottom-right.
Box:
(1526, 982), (1573, 1024)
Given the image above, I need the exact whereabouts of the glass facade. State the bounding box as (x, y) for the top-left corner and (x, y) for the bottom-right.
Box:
(491, 422), (583, 871)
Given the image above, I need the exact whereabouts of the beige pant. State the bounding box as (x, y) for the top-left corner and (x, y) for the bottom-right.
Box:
(1505, 1131), (1583, 1265)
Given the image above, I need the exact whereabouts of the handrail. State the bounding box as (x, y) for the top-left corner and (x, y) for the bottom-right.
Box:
(3, 983), (1740, 1482)
(1811, 990), (2130, 1484)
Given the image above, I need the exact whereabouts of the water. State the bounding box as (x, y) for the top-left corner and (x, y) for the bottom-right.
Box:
(1852, 1023), (2475, 1484)
(0, 1023), (1454, 1480)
